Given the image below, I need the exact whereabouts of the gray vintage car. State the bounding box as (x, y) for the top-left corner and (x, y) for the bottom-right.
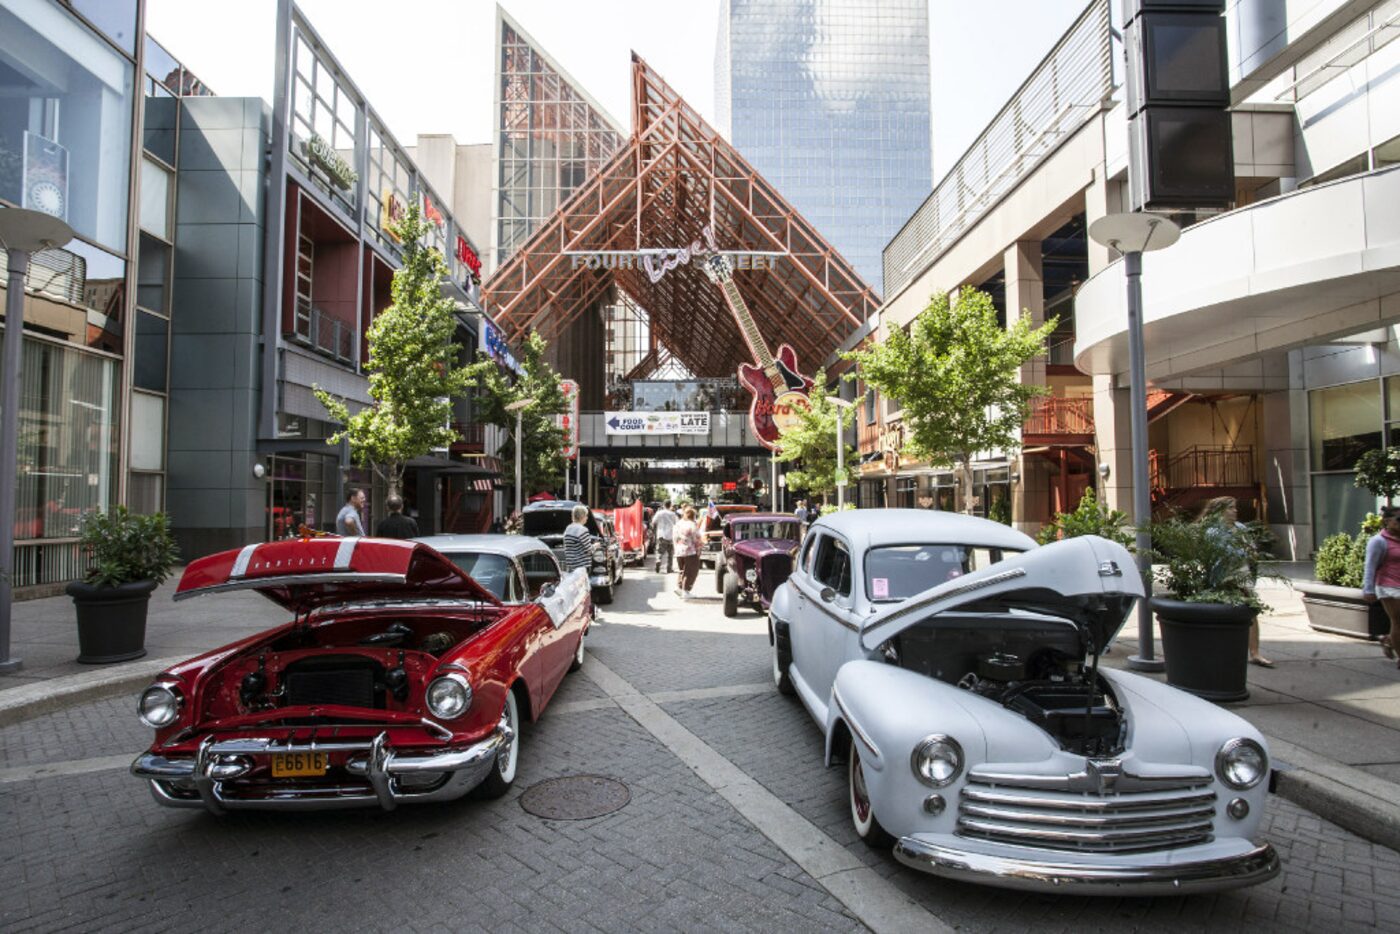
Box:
(768, 509), (1279, 895)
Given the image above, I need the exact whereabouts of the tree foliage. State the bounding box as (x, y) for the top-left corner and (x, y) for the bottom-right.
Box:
(1036, 488), (1134, 549)
(842, 288), (1055, 512)
(464, 330), (568, 495)
(315, 202), (471, 497)
(1354, 448), (1400, 503)
(775, 371), (857, 499)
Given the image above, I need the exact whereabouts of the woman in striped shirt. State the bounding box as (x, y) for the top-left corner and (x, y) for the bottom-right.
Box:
(562, 504), (596, 572)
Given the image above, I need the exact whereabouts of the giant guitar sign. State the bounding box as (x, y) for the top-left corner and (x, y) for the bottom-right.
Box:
(701, 254), (812, 451)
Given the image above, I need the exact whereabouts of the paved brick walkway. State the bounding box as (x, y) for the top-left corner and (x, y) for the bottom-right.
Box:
(2, 569), (1399, 931)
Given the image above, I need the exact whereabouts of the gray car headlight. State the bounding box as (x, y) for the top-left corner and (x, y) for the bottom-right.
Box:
(911, 735), (963, 787)
(745, 569), (757, 582)
(138, 684), (181, 728)
(426, 674), (473, 720)
(1216, 738), (1267, 790)
(592, 544), (606, 560)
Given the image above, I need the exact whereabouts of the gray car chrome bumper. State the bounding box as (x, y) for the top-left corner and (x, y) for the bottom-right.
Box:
(132, 725), (511, 814)
(893, 837), (1279, 895)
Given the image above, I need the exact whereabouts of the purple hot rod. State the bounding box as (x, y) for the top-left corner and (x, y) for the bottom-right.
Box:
(714, 514), (802, 617)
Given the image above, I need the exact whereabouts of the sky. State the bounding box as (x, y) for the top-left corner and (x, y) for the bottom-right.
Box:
(146, 0), (1089, 184)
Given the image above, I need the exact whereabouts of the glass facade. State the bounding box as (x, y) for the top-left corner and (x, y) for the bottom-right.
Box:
(495, 14), (626, 267)
(715, 0), (932, 294)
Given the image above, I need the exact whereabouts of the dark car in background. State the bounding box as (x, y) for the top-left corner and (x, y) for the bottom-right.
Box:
(714, 514), (801, 617)
(522, 500), (623, 604)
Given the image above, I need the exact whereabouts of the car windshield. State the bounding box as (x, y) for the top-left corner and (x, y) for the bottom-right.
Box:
(732, 521), (799, 541)
(524, 510), (599, 537)
(444, 552), (513, 600)
(864, 544), (1018, 603)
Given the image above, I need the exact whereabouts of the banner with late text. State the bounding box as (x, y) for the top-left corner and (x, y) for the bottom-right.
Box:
(604, 411), (710, 436)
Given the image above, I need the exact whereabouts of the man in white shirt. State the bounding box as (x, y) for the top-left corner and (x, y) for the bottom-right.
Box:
(336, 488), (366, 536)
(651, 501), (677, 574)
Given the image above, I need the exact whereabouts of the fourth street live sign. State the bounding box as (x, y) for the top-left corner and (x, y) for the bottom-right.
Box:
(605, 412), (710, 436)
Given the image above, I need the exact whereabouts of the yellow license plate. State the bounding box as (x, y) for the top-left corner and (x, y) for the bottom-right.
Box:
(270, 751), (328, 777)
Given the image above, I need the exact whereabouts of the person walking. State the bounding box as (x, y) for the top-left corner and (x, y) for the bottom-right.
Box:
(794, 499), (809, 527)
(562, 504), (596, 573)
(1362, 505), (1400, 669)
(1202, 497), (1272, 667)
(651, 500), (677, 574)
(336, 488), (366, 537)
(375, 494), (418, 539)
(673, 505), (702, 599)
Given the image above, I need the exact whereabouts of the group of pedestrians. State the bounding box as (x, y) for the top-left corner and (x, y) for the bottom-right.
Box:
(333, 487), (419, 539)
(650, 501), (704, 599)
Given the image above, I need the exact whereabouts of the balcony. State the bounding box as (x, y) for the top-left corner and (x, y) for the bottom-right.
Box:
(1023, 396), (1094, 446)
(1149, 445), (1259, 513)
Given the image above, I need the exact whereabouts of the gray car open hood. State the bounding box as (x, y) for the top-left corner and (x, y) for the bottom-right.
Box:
(859, 536), (1142, 654)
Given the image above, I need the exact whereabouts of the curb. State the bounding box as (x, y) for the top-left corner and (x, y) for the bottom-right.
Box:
(1266, 734), (1400, 854)
(0, 657), (184, 728)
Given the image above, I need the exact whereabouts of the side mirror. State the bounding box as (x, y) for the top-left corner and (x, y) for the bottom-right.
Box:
(539, 582), (557, 600)
(819, 586), (836, 604)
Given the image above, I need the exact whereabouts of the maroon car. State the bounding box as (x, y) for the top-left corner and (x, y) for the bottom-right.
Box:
(713, 514), (801, 617)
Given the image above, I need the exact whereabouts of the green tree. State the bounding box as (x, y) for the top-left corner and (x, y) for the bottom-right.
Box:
(775, 371), (857, 499)
(315, 201), (471, 497)
(685, 482), (707, 505)
(465, 330), (568, 497)
(843, 288), (1055, 513)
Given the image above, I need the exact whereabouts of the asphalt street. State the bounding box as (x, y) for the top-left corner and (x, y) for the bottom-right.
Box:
(3, 569), (1399, 932)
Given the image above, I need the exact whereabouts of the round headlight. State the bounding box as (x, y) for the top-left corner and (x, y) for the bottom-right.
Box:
(426, 674), (472, 720)
(1216, 738), (1267, 790)
(592, 544), (606, 560)
(911, 735), (963, 787)
(138, 685), (181, 728)
(745, 569), (757, 582)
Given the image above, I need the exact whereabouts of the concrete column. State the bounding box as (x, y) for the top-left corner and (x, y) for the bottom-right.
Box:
(1005, 241), (1049, 530)
(1083, 168), (1123, 276)
(1092, 373), (1140, 518)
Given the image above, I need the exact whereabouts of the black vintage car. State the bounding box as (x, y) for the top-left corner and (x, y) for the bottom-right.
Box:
(713, 514), (802, 617)
(522, 500), (623, 604)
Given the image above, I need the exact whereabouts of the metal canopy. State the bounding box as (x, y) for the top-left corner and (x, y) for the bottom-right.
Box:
(484, 55), (879, 380)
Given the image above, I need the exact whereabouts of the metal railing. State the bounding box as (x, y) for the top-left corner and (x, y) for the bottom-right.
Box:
(308, 306), (354, 363)
(883, 0), (1113, 297)
(1024, 396), (1094, 435)
(1151, 445), (1256, 493)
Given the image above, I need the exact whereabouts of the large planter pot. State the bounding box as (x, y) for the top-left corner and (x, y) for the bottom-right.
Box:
(1294, 581), (1390, 639)
(1149, 596), (1254, 703)
(66, 579), (156, 664)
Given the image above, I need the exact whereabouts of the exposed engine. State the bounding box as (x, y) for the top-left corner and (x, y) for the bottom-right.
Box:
(886, 618), (1126, 757)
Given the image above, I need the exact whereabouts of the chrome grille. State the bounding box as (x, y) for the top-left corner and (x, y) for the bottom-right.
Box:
(957, 771), (1216, 854)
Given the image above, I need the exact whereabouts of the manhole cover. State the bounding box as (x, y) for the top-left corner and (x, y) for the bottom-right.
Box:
(519, 775), (630, 821)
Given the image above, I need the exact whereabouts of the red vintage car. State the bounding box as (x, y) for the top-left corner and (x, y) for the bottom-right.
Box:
(130, 537), (591, 812)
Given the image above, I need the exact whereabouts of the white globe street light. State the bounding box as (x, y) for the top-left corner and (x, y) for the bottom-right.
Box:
(827, 396), (854, 509)
(1088, 211), (1180, 673)
(0, 208), (75, 672)
(505, 398), (536, 521)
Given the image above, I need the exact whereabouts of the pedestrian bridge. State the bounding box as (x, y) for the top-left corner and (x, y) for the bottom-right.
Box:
(576, 410), (772, 456)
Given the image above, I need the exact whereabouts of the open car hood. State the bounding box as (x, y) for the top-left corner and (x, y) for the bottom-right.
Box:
(859, 536), (1141, 654)
(174, 537), (501, 612)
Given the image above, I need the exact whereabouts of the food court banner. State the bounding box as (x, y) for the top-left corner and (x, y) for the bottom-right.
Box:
(604, 411), (710, 435)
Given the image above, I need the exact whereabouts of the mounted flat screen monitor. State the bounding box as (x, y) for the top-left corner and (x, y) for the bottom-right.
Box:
(1139, 12), (1228, 105)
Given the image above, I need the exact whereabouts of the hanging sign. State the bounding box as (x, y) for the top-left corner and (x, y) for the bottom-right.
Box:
(559, 379), (580, 460)
(478, 319), (521, 374)
(380, 190), (406, 242)
(305, 133), (358, 190)
(605, 411), (710, 436)
(455, 234), (482, 278)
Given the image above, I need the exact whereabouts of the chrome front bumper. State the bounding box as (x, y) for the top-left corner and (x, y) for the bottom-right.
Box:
(589, 571), (610, 587)
(893, 837), (1279, 895)
(132, 725), (511, 814)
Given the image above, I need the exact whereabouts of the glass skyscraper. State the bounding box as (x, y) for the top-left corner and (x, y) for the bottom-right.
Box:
(715, 0), (932, 294)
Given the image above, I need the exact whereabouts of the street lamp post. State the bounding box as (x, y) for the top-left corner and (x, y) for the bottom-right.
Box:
(505, 398), (536, 522)
(827, 396), (853, 509)
(1088, 212), (1180, 673)
(0, 209), (75, 673)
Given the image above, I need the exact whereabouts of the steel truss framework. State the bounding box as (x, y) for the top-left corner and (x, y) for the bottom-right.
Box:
(485, 55), (879, 380)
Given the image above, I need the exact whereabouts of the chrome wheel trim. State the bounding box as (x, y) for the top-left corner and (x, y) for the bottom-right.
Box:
(850, 746), (875, 833)
(497, 690), (520, 782)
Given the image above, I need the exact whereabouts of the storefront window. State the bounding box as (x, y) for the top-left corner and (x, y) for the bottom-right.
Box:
(8, 335), (119, 540)
(1310, 382), (1381, 470)
(0, 0), (135, 252)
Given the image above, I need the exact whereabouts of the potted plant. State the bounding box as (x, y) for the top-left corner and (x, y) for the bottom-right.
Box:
(66, 507), (179, 663)
(1146, 512), (1267, 702)
(1295, 514), (1391, 638)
